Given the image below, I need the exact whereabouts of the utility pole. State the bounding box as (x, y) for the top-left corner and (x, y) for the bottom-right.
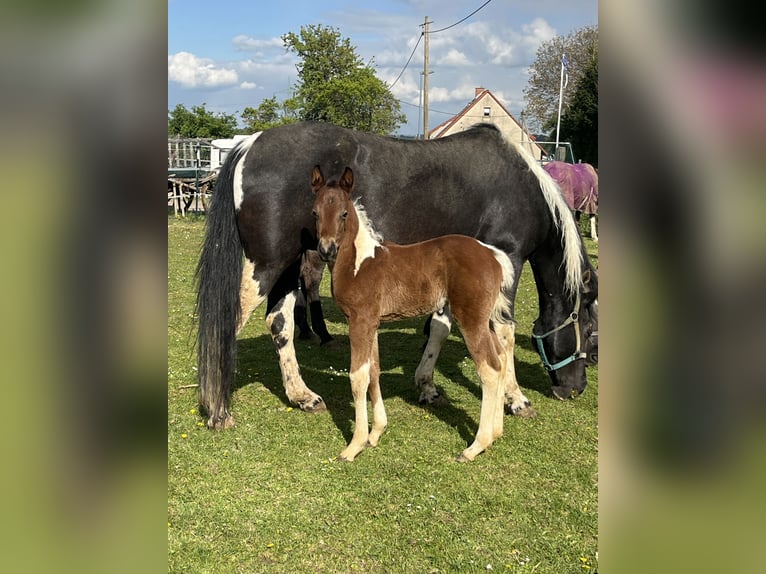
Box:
(422, 16), (431, 140)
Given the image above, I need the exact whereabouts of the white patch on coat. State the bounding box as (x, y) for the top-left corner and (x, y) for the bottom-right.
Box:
(232, 132), (262, 211)
(351, 199), (383, 275)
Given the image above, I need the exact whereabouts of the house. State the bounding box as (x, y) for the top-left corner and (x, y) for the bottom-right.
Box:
(429, 88), (546, 161)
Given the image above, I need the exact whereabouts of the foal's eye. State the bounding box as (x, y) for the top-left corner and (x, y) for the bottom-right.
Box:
(311, 210), (318, 219)
(341, 210), (348, 220)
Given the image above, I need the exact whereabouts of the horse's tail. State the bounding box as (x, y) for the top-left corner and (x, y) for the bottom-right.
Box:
(195, 134), (259, 429)
(504, 139), (583, 295)
(484, 244), (515, 326)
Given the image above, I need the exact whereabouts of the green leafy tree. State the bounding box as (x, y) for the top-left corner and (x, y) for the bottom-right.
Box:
(559, 52), (598, 166)
(282, 24), (405, 134)
(240, 96), (297, 132)
(523, 25), (598, 134)
(167, 103), (237, 138)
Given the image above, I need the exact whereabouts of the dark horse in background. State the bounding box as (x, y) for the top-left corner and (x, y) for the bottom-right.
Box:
(543, 161), (599, 242)
(197, 122), (598, 429)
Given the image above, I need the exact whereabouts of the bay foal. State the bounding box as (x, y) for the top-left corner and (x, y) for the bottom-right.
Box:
(312, 165), (520, 462)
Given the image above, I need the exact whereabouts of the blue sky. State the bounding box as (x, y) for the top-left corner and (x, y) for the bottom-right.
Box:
(168, 0), (597, 135)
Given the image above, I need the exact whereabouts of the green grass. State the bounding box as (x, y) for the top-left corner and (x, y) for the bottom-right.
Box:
(168, 215), (598, 573)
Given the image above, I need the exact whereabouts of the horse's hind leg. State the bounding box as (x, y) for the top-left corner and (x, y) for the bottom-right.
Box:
(266, 263), (327, 413)
(237, 257), (262, 336)
(494, 322), (536, 418)
(415, 307), (452, 405)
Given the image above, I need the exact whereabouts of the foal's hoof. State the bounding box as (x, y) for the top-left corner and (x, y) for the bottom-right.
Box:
(455, 453), (472, 463)
(298, 396), (327, 413)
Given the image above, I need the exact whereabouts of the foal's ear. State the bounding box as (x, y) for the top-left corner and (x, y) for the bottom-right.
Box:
(339, 167), (354, 194)
(311, 165), (324, 193)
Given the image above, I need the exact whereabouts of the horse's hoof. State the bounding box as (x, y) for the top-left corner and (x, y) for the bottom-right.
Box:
(455, 453), (471, 463)
(515, 405), (538, 418)
(552, 386), (580, 400)
(299, 396), (327, 413)
(207, 413), (235, 430)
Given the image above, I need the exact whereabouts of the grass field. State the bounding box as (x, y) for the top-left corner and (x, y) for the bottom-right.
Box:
(168, 215), (598, 573)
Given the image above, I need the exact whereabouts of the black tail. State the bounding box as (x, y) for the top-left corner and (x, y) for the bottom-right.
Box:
(195, 142), (251, 429)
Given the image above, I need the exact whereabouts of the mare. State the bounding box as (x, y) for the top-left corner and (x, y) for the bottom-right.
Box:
(311, 166), (532, 461)
(196, 122), (598, 430)
(543, 161), (599, 242)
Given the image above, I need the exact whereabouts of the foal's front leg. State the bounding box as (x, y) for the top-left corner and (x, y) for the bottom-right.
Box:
(338, 320), (376, 462)
(366, 333), (387, 448)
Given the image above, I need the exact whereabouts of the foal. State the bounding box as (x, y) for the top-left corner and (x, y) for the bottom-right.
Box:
(312, 165), (518, 462)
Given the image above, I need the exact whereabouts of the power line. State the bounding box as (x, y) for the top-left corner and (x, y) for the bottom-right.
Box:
(388, 0), (493, 89)
(388, 32), (423, 89)
(429, 0), (493, 34)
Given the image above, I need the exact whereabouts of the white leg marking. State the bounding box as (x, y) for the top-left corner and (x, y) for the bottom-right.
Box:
(265, 291), (323, 410)
(237, 258), (264, 335)
(415, 311), (451, 403)
(340, 361), (371, 461)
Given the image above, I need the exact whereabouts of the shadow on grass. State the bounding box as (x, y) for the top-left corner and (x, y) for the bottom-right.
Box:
(234, 314), (558, 447)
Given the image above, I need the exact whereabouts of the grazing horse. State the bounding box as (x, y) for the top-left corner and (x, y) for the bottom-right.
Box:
(196, 122), (598, 430)
(312, 165), (531, 461)
(543, 161), (599, 242)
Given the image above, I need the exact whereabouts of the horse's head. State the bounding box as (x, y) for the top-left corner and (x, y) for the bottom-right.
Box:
(532, 267), (598, 399)
(311, 165), (354, 263)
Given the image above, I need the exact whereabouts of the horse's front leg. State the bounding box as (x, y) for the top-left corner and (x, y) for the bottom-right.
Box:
(415, 307), (452, 404)
(265, 289), (326, 413)
(338, 320), (376, 462)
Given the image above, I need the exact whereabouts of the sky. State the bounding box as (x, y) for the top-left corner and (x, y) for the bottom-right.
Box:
(168, 0), (598, 136)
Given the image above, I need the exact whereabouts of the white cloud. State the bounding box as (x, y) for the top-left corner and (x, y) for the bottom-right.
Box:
(437, 49), (470, 67)
(240, 81), (258, 89)
(232, 35), (284, 52)
(168, 52), (239, 88)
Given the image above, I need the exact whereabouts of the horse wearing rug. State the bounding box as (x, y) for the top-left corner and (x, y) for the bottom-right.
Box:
(312, 166), (528, 461)
(543, 161), (599, 242)
(197, 122), (598, 430)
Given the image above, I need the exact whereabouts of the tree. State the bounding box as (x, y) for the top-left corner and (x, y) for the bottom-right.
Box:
(167, 103), (237, 138)
(559, 53), (598, 166)
(282, 24), (405, 134)
(523, 25), (598, 134)
(240, 97), (297, 132)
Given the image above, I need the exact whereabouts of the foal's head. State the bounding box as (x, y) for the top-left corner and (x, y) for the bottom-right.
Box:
(311, 165), (355, 263)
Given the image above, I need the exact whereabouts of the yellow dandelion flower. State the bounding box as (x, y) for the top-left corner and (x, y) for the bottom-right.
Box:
(181, 433), (188, 439)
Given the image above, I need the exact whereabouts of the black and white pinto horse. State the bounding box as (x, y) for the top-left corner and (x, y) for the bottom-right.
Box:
(197, 122), (598, 429)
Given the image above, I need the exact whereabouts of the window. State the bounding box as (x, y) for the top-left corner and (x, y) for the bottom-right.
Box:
(483, 106), (491, 117)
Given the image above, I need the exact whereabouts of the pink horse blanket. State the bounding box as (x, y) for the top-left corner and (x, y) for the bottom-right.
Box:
(543, 161), (599, 216)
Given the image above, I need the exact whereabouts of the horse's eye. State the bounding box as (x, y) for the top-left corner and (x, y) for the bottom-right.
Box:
(341, 210), (348, 220)
(311, 210), (318, 219)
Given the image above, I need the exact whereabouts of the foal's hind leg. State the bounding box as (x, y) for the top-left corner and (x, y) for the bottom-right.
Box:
(494, 322), (536, 418)
(456, 327), (505, 462)
(414, 307), (451, 404)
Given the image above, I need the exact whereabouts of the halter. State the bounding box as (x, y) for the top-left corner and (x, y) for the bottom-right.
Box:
(532, 289), (587, 371)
